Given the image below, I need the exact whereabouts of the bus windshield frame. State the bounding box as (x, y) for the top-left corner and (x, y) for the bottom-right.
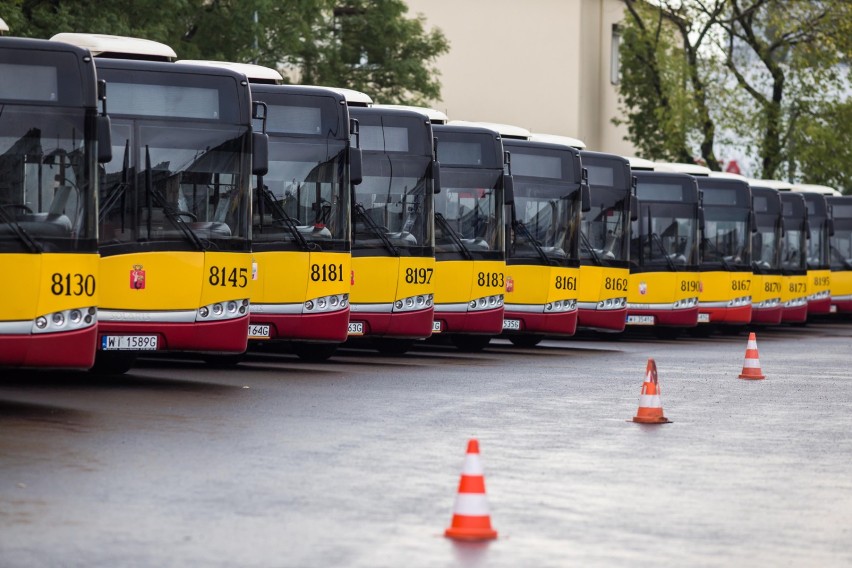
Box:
(780, 194), (808, 274)
(751, 188), (783, 273)
(579, 153), (631, 268)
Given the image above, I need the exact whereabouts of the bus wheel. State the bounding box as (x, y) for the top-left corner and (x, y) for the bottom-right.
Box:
(90, 352), (137, 375)
(509, 335), (543, 347)
(654, 327), (682, 340)
(451, 335), (492, 352)
(204, 353), (245, 368)
(293, 342), (338, 362)
(375, 338), (415, 356)
(689, 325), (715, 338)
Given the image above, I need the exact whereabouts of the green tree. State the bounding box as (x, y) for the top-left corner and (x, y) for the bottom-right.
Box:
(0, 0), (448, 105)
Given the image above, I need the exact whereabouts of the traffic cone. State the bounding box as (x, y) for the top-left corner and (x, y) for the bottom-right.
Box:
(738, 332), (766, 380)
(632, 358), (671, 424)
(444, 439), (498, 541)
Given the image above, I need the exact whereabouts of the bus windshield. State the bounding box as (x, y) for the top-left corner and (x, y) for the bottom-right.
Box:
(435, 169), (503, 258)
(806, 215), (829, 268)
(631, 202), (698, 268)
(753, 215), (782, 271)
(100, 120), (251, 251)
(830, 219), (852, 270)
(0, 106), (96, 252)
(510, 179), (579, 264)
(255, 138), (349, 251)
(581, 187), (630, 264)
(353, 153), (433, 256)
(701, 206), (751, 268)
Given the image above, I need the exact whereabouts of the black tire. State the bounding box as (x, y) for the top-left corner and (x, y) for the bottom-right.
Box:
(689, 325), (715, 338)
(292, 342), (338, 362)
(90, 352), (137, 375)
(508, 334), (543, 347)
(203, 353), (245, 367)
(450, 334), (492, 352)
(374, 338), (415, 356)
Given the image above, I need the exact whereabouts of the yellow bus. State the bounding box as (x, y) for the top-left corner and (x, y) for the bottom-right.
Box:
(0, 37), (111, 369)
(431, 123), (509, 351)
(826, 196), (852, 315)
(346, 105), (438, 355)
(748, 185), (784, 324)
(54, 34), (265, 373)
(576, 151), (634, 332)
(626, 170), (701, 337)
(778, 191), (809, 323)
(798, 191), (832, 317)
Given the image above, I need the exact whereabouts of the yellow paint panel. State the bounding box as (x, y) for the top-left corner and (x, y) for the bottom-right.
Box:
(305, 252), (351, 300)
(579, 265), (629, 304)
(699, 271), (752, 302)
(628, 271), (699, 304)
(831, 270), (852, 297)
(435, 259), (506, 304)
(396, 257), (437, 299)
(251, 251), (308, 303)
(752, 273), (782, 303)
(200, 252), (254, 305)
(809, 269), (830, 295)
(781, 274), (808, 303)
(100, 252), (203, 310)
(506, 265), (580, 305)
(351, 256), (400, 304)
(1, 253), (99, 320)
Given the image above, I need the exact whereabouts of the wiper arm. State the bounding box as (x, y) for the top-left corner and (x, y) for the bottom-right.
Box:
(260, 187), (312, 251)
(579, 229), (601, 265)
(354, 202), (399, 256)
(99, 140), (130, 224)
(0, 206), (42, 253)
(513, 219), (554, 266)
(703, 237), (732, 270)
(144, 146), (206, 251)
(650, 232), (677, 271)
(435, 212), (473, 260)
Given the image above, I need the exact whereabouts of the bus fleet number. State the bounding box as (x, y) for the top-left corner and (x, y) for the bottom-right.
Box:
(813, 276), (830, 287)
(209, 266), (248, 288)
(764, 282), (781, 293)
(680, 280), (700, 292)
(555, 275), (577, 290)
(477, 272), (504, 288)
(311, 263), (344, 282)
(731, 279), (751, 291)
(51, 273), (96, 296)
(789, 282), (806, 294)
(405, 267), (433, 284)
(604, 277), (627, 291)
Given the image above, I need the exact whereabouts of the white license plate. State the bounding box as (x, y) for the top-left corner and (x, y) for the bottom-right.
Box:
(101, 335), (158, 351)
(432, 321), (442, 333)
(626, 315), (655, 326)
(348, 322), (364, 336)
(248, 324), (270, 339)
(502, 319), (521, 330)
(830, 305), (838, 313)
(697, 313), (711, 323)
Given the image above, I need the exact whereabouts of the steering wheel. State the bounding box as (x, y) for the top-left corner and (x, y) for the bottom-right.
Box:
(176, 211), (197, 222)
(1, 204), (34, 214)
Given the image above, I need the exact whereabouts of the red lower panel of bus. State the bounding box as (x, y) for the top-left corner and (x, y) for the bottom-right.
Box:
(0, 327), (97, 369)
(630, 307), (699, 327)
(349, 308), (434, 339)
(98, 315), (249, 353)
(750, 306), (783, 325)
(253, 309), (349, 342)
(701, 304), (752, 325)
(781, 304), (808, 323)
(435, 307), (503, 335)
(503, 309), (578, 336)
(832, 298), (852, 314)
(578, 308), (627, 332)
(807, 297), (832, 316)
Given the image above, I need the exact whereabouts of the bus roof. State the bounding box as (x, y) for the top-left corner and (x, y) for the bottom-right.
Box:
(0, 17), (8, 33)
(709, 171), (749, 182)
(528, 132), (586, 149)
(624, 156), (657, 170)
(654, 161), (712, 176)
(176, 60), (282, 84)
(749, 178), (793, 191)
(372, 104), (448, 123)
(50, 33), (177, 61)
(315, 87), (372, 106)
(449, 120), (530, 140)
(790, 183), (842, 196)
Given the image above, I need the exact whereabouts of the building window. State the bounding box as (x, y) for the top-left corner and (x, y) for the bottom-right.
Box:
(610, 24), (621, 85)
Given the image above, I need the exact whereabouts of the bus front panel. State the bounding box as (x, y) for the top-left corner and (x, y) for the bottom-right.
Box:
(578, 264), (629, 331)
(434, 259), (505, 334)
(503, 264), (579, 336)
(627, 270), (700, 327)
(750, 272), (783, 324)
(697, 270), (753, 324)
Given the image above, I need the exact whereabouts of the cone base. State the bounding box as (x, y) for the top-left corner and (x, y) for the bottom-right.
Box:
(738, 373), (765, 380)
(632, 416), (671, 424)
(444, 527), (498, 541)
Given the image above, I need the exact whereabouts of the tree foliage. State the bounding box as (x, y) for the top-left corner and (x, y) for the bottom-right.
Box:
(617, 0), (852, 190)
(0, 0), (449, 105)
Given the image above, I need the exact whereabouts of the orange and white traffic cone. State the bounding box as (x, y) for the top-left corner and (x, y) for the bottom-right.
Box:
(444, 439), (498, 541)
(738, 332), (766, 380)
(632, 358), (671, 424)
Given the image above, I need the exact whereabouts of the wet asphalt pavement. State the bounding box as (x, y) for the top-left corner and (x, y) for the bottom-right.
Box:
(1, 322), (851, 567)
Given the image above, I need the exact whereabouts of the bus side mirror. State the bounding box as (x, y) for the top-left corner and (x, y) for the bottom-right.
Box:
(580, 168), (591, 212)
(96, 115), (112, 164)
(804, 219), (811, 238)
(828, 219), (835, 237)
(698, 208), (705, 231)
(503, 174), (514, 205)
(252, 132), (269, 176)
(432, 160), (441, 194)
(750, 210), (758, 233)
(630, 196), (639, 221)
(350, 146), (363, 186)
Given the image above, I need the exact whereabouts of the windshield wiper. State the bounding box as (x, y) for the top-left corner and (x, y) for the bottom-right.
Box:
(144, 146), (207, 251)
(650, 232), (677, 271)
(702, 237), (732, 270)
(435, 212), (473, 260)
(259, 187), (313, 251)
(0, 206), (42, 253)
(513, 219), (554, 266)
(579, 229), (601, 265)
(99, 140), (129, 225)
(354, 202), (399, 256)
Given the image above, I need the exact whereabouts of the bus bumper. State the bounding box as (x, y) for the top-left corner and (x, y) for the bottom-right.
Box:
(807, 296), (832, 315)
(698, 304), (752, 325)
(781, 304), (808, 323)
(751, 306), (783, 325)
(831, 295), (852, 314)
(97, 315), (249, 353)
(578, 307), (628, 332)
(348, 308), (434, 339)
(502, 309), (578, 336)
(627, 307), (699, 327)
(252, 309), (350, 342)
(434, 306), (503, 335)
(0, 327), (97, 369)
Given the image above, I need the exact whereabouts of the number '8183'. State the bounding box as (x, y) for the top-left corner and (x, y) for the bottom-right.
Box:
(477, 272), (504, 287)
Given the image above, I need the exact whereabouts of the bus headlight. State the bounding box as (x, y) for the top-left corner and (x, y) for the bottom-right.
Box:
(468, 294), (504, 312)
(303, 294), (349, 314)
(31, 307), (97, 334)
(197, 299), (250, 322)
(673, 297), (699, 309)
(393, 294), (434, 313)
(597, 297), (627, 310)
(546, 299), (577, 313)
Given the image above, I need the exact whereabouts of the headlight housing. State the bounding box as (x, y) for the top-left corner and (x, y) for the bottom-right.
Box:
(468, 294), (504, 312)
(393, 294), (433, 313)
(304, 294), (349, 314)
(32, 307), (97, 334)
(197, 299), (249, 321)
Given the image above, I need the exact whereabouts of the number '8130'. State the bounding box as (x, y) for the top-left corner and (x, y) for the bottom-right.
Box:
(51, 273), (96, 296)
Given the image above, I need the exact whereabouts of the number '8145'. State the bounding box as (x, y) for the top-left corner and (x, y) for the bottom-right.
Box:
(209, 266), (248, 287)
